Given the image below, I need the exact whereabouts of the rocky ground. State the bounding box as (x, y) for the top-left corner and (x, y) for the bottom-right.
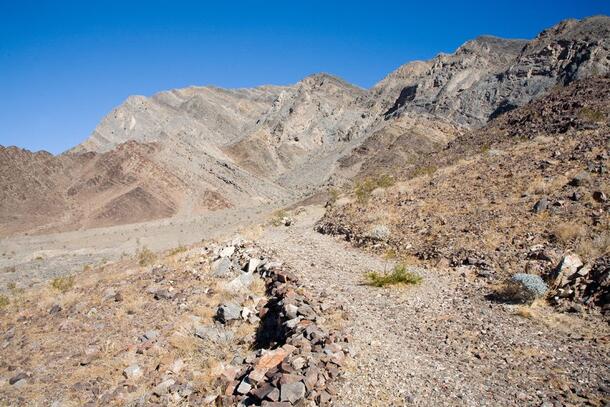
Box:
(0, 203), (608, 406)
(261, 207), (610, 406)
(318, 76), (610, 316)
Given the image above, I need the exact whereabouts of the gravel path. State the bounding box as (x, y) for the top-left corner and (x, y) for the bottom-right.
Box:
(260, 207), (610, 407)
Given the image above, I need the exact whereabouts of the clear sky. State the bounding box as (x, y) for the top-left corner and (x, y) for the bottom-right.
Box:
(1, 1), (609, 154)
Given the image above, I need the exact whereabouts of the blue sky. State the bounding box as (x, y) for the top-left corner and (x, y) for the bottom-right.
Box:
(1, 1), (609, 154)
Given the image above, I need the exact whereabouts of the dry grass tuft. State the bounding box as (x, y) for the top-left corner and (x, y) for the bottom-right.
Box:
(168, 245), (188, 257)
(137, 247), (157, 266)
(51, 276), (75, 292)
(576, 228), (610, 261)
(411, 165), (437, 178)
(552, 222), (586, 244)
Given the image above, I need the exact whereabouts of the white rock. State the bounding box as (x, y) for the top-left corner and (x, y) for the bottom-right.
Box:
(123, 364), (143, 380)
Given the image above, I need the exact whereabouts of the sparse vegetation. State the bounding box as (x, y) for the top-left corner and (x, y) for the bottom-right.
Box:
(0, 294), (9, 308)
(168, 245), (188, 256)
(579, 107), (605, 122)
(354, 174), (395, 203)
(552, 222), (586, 244)
(576, 228), (610, 261)
(35, 256), (44, 261)
(271, 209), (289, 226)
(137, 247), (157, 266)
(365, 264), (422, 287)
(328, 188), (340, 205)
(51, 276), (75, 292)
(411, 165), (437, 178)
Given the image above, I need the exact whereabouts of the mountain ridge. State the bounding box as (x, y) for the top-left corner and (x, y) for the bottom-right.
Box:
(2, 15), (609, 236)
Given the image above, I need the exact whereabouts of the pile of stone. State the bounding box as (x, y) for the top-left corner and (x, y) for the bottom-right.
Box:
(549, 253), (610, 314)
(212, 242), (349, 406)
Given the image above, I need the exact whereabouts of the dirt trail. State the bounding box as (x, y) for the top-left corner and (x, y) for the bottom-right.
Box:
(260, 206), (610, 407)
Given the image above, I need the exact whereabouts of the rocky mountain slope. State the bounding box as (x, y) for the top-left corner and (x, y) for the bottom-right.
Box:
(2, 16), (609, 236)
(318, 74), (610, 313)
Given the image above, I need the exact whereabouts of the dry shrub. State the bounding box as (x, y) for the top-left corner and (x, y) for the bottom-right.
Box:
(576, 229), (610, 261)
(580, 107), (605, 122)
(271, 209), (289, 226)
(51, 276), (75, 293)
(354, 174), (396, 203)
(137, 247), (157, 266)
(411, 165), (437, 178)
(552, 222), (586, 244)
(0, 294), (9, 308)
(168, 246), (187, 257)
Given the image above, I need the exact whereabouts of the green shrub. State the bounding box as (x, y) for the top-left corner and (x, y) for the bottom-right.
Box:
(365, 264), (422, 287)
(0, 295), (8, 308)
(51, 276), (74, 292)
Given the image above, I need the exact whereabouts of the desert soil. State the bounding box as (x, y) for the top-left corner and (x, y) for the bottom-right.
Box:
(260, 206), (610, 407)
(0, 204), (274, 293)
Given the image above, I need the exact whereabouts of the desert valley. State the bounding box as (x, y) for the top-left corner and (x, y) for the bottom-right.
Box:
(0, 15), (609, 407)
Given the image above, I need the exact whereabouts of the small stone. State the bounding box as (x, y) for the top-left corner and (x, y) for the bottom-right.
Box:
(143, 330), (159, 341)
(170, 358), (184, 374)
(285, 304), (298, 319)
(316, 390), (332, 404)
(153, 379), (175, 396)
(212, 257), (232, 277)
(216, 303), (242, 324)
(9, 372), (28, 385)
(280, 381), (306, 403)
(236, 379), (252, 395)
(284, 317), (301, 329)
(255, 348), (289, 371)
(533, 197), (548, 213)
(225, 272), (255, 293)
(123, 364), (143, 380)
(266, 387), (281, 402)
(219, 246), (235, 258)
(291, 356), (306, 370)
(247, 258), (262, 273)
(250, 383), (276, 400)
(593, 191), (607, 202)
(49, 304), (62, 314)
(555, 253), (584, 283)
(262, 402), (289, 407)
(569, 171), (590, 186)
(153, 289), (174, 300)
